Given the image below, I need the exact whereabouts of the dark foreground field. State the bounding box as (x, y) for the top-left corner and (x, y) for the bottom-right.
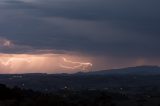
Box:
(0, 66), (160, 106)
(0, 84), (160, 106)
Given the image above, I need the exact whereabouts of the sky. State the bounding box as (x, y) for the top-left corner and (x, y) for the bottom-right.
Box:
(0, 0), (160, 73)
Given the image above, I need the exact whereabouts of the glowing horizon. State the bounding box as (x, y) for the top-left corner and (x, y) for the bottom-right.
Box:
(0, 53), (94, 74)
(0, 38), (159, 74)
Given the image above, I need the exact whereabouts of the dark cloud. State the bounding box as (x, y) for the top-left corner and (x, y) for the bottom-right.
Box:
(0, 0), (160, 58)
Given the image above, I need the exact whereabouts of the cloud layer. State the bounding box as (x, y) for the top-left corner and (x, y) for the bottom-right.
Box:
(0, 0), (160, 73)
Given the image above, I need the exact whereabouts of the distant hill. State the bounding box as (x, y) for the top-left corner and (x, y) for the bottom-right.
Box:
(76, 65), (160, 75)
(0, 66), (160, 92)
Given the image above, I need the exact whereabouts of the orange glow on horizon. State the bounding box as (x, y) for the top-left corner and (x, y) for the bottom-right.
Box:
(0, 53), (93, 74)
(0, 53), (159, 74)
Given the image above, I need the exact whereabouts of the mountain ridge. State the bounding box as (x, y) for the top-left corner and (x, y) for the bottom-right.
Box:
(0, 65), (159, 75)
(75, 65), (160, 75)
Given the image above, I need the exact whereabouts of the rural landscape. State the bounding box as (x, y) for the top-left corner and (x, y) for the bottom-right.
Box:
(0, 0), (160, 105)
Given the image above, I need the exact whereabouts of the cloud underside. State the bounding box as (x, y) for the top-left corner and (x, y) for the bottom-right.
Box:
(0, 0), (160, 57)
(0, 0), (159, 72)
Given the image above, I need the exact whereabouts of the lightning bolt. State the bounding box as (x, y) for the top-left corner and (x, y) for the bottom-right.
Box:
(0, 58), (31, 66)
(60, 57), (92, 71)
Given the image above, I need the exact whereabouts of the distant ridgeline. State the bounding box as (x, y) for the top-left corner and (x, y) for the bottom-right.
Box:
(0, 66), (160, 92)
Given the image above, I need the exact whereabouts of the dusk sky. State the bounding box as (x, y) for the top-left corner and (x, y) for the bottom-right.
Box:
(0, 0), (160, 73)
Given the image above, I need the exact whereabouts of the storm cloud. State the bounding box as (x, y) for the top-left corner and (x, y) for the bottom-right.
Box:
(0, 0), (160, 72)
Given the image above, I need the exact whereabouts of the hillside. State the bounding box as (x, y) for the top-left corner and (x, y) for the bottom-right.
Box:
(0, 66), (160, 93)
(82, 66), (160, 75)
